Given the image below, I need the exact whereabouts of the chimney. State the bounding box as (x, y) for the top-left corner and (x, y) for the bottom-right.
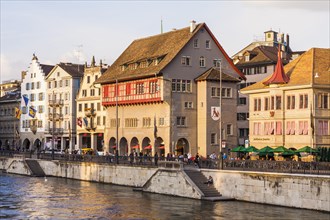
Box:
(286, 34), (290, 52)
(190, 20), (196, 33)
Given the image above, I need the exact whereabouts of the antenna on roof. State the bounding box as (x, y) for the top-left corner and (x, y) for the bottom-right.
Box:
(161, 17), (163, 34)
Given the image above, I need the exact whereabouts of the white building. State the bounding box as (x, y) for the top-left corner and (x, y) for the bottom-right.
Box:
(20, 54), (54, 151)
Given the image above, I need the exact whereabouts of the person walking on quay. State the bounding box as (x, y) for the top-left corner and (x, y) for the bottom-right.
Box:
(129, 152), (134, 165)
(154, 152), (159, 166)
(115, 150), (119, 164)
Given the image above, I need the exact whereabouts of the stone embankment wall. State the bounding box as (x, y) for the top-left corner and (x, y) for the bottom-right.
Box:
(202, 170), (330, 212)
(1, 157), (329, 212)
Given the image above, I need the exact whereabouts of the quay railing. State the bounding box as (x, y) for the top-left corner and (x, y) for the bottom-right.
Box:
(1, 150), (329, 175)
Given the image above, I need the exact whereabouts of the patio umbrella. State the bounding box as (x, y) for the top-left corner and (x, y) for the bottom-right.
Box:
(258, 146), (274, 156)
(295, 146), (318, 153)
(242, 146), (259, 153)
(231, 146), (246, 152)
(282, 149), (296, 156)
(273, 146), (288, 153)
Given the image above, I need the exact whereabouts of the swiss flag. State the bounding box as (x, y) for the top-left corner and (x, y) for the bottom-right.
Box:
(77, 117), (82, 127)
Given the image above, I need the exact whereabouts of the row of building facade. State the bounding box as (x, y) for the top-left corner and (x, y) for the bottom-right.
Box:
(0, 21), (329, 157)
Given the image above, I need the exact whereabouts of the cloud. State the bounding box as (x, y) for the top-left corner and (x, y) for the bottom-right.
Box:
(59, 48), (87, 64)
(244, 1), (329, 12)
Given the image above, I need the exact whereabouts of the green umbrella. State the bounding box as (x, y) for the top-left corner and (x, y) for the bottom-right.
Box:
(258, 146), (274, 156)
(231, 146), (246, 152)
(273, 146), (288, 153)
(296, 146), (318, 153)
(282, 149), (296, 156)
(242, 146), (259, 153)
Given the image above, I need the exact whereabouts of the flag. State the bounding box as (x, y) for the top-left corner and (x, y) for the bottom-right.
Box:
(77, 117), (82, 127)
(29, 106), (36, 118)
(154, 115), (158, 138)
(83, 117), (88, 127)
(15, 107), (21, 119)
(23, 95), (29, 106)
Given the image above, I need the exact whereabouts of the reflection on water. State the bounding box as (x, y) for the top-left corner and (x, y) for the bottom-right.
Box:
(0, 173), (329, 219)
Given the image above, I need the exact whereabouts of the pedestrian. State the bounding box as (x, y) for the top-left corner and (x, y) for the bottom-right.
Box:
(129, 152), (134, 165)
(204, 176), (213, 186)
(154, 152), (159, 166)
(194, 153), (201, 168)
(115, 150), (119, 164)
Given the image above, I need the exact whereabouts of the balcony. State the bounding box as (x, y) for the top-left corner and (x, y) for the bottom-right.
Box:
(48, 113), (63, 121)
(49, 99), (64, 107)
(48, 128), (64, 135)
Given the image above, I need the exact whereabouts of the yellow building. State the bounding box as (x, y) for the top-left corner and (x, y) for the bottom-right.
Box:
(241, 48), (330, 150)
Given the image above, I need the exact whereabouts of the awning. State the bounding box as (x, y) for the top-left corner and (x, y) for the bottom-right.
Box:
(144, 145), (152, 150)
(111, 145), (117, 149)
(159, 146), (165, 149)
(131, 145), (140, 149)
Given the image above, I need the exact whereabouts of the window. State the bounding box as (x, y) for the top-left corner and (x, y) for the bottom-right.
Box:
(318, 120), (329, 135)
(264, 97), (269, 110)
(286, 95), (295, 110)
(276, 121), (282, 135)
(181, 56), (191, 66)
(271, 96), (275, 110)
(176, 116), (186, 127)
(213, 59), (221, 68)
(30, 94), (35, 102)
(184, 102), (193, 109)
(237, 113), (249, 121)
(276, 96), (282, 110)
(79, 104), (82, 112)
(82, 90), (87, 97)
(254, 98), (261, 111)
(97, 116), (101, 126)
(110, 119), (120, 128)
(206, 40), (211, 49)
(298, 121), (308, 135)
(65, 80), (69, 87)
(193, 39), (199, 48)
(253, 122), (262, 135)
(38, 106), (44, 113)
(37, 82), (40, 89)
(172, 79), (191, 92)
(136, 82), (144, 94)
(57, 72), (60, 77)
(149, 81), (158, 94)
(97, 103), (101, 111)
(211, 133), (216, 144)
(38, 120), (42, 128)
(264, 122), (275, 135)
(317, 93), (329, 109)
(84, 103), (88, 110)
(26, 83), (30, 90)
(54, 81), (57, 88)
(238, 97), (247, 105)
(90, 89), (95, 96)
(143, 117), (151, 127)
(125, 118), (138, 127)
(87, 76), (90, 83)
(59, 80), (62, 87)
(199, 56), (206, 67)
(103, 116), (106, 126)
(65, 106), (69, 115)
(222, 88), (232, 98)
(159, 118), (165, 126)
(239, 128), (249, 138)
(286, 121), (296, 135)
(48, 82), (51, 89)
(31, 82), (35, 90)
(298, 94), (308, 109)
(226, 124), (233, 135)
(38, 93), (44, 101)
(95, 75), (98, 81)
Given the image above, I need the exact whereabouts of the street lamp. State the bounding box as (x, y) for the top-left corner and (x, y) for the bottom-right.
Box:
(215, 59), (223, 169)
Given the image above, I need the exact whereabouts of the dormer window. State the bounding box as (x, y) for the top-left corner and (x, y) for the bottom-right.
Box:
(140, 61), (148, 68)
(245, 55), (250, 61)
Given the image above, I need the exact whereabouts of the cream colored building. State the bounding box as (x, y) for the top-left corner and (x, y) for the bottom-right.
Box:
(76, 57), (108, 151)
(45, 62), (84, 152)
(241, 48), (330, 150)
(96, 21), (245, 157)
(0, 80), (21, 97)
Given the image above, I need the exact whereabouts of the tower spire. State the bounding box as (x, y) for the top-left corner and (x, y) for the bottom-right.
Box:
(263, 46), (290, 85)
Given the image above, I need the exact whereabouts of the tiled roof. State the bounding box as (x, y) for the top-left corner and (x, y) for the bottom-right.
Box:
(58, 63), (85, 77)
(236, 46), (278, 66)
(96, 23), (245, 84)
(195, 67), (240, 82)
(241, 48), (330, 92)
(40, 64), (55, 76)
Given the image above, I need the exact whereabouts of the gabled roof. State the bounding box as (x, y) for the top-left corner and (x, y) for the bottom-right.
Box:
(40, 64), (54, 76)
(58, 63), (85, 77)
(236, 46), (279, 66)
(241, 48), (330, 92)
(96, 22), (245, 84)
(195, 67), (240, 82)
(263, 47), (290, 85)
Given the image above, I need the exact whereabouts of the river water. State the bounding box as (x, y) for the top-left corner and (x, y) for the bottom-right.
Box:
(0, 173), (328, 220)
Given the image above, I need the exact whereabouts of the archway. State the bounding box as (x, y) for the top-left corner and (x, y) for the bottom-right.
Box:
(119, 137), (128, 156)
(176, 138), (189, 156)
(142, 137), (151, 155)
(22, 138), (31, 151)
(130, 137), (140, 154)
(33, 139), (42, 152)
(155, 137), (165, 157)
(109, 137), (116, 154)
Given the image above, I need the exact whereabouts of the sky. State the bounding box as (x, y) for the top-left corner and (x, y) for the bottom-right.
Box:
(0, 0), (329, 83)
